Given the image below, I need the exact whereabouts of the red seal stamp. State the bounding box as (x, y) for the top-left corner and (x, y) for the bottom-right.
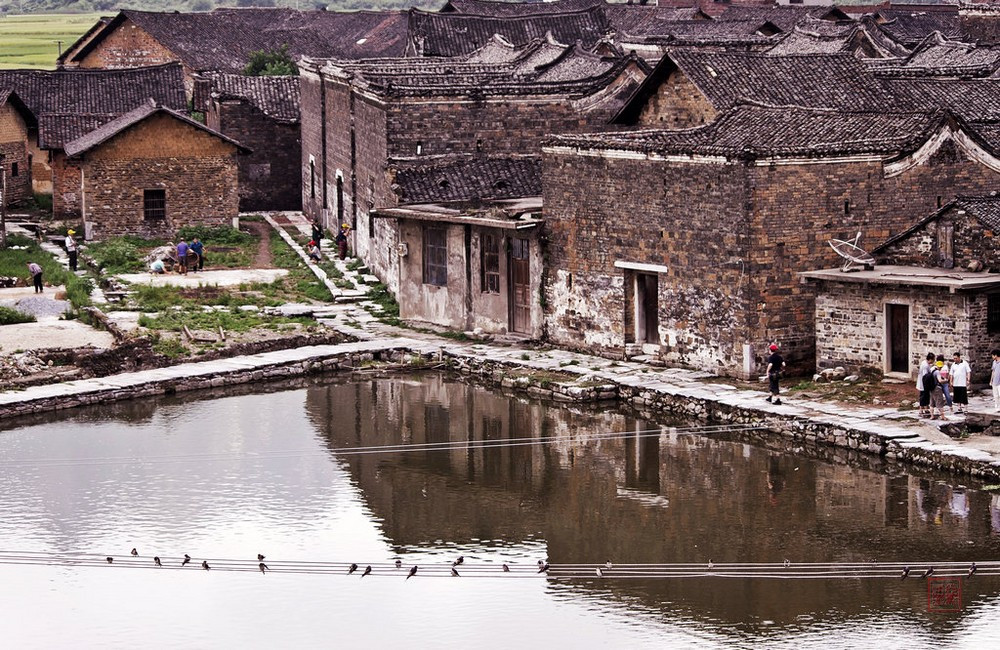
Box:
(927, 577), (962, 612)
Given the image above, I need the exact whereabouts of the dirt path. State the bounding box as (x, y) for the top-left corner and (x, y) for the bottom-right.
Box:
(246, 221), (274, 268)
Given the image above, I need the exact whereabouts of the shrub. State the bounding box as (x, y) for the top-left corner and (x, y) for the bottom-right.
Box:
(89, 238), (142, 273)
(176, 225), (253, 246)
(0, 306), (36, 325)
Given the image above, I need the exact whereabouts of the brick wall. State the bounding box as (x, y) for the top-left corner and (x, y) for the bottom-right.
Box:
(748, 139), (1000, 373)
(0, 104), (31, 205)
(636, 70), (718, 129)
(78, 19), (177, 69)
(78, 113), (239, 239)
(813, 281), (998, 383)
(542, 148), (752, 373)
(209, 99), (300, 212)
(299, 70), (325, 221)
(879, 207), (1000, 272)
(51, 152), (82, 220)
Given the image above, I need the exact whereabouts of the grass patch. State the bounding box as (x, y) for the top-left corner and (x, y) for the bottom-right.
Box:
(0, 234), (71, 285)
(0, 306), (36, 325)
(138, 306), (315, 334)
(152, 336), (189, 359)
(32, 193), (52, 212)
(365, 282), (400, 324)
(269, 229), (333, 302)
(0, 13), (104, 70)
(127, 284), (281, 313)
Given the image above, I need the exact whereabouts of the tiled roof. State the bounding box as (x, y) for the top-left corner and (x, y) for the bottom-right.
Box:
(69, 9), (411, 71)
(766, 18), (910, 58)
(715, 5), (854, 32)
(875, 9), (962, 45)
(439, 0), (603, 17)
(64, 100), (249, 158)
(407, 7), (612, 57)
(0, 64), (187, 149)
(667, 51), (893, 111)
(883, 78), (1000, 121)
(551, 104), (972, 159)
(955, 196), (1000, 231)
(390, 155), (541, 204)
(619, 18), (782, 46)
(201, 73), (300, 123)
(870, 31), (1000, 77)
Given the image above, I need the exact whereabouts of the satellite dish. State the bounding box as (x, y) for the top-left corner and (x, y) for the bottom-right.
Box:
(829, 231), (876, 272)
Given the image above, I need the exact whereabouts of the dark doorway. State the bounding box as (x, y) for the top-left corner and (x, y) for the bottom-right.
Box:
(509, 238), (530, 334)
(636, 273), (659, 345)
(888, 304), (909, 373)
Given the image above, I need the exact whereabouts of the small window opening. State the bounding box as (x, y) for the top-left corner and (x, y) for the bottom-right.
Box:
(310, 160), (316, 199)
(416, 142), (423, 155)
(143, 189), (166, 220)
(11, 162), (18, 177)
(481, 233), (500, 294)
(476, 139), (483, 152)
(844, 200), (850, 215)
(937, 195), (943, 209)
(423, 225), (448, 286)
(567, 273), (573, 290)
(439, 179), (450, 189)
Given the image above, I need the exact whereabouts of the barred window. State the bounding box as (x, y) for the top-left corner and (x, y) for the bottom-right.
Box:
(481, 233), (500, 293)
(989, 294), (1000, 334)
(423, 225), (448, 286)
(143, 189), (166, 220)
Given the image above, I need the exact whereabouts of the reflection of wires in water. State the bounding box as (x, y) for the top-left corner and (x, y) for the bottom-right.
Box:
(0, 424), (772, 470)
(0, 552), (993, 580)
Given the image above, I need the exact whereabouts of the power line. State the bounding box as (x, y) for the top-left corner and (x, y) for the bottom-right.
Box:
(0, 423), (770, 470)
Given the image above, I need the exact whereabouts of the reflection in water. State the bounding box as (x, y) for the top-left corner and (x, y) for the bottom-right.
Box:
(0, 373), (999, 647)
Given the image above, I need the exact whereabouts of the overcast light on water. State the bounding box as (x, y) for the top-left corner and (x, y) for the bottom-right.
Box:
(2, 374), (1000, 648)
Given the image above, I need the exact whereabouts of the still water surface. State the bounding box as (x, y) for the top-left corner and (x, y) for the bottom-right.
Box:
(1, 374), (999, 648)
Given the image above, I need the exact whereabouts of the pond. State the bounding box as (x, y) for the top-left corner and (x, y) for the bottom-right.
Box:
(1, 373), (999, 648)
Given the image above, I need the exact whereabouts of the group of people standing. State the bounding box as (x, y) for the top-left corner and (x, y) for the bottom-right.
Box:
(311, 219), (351, 262)
(918, 352), (972, 420)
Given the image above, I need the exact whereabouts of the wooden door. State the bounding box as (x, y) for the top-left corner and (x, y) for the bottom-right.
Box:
(888, 304), (909, 373)
(510, 238), (530, 334)
(637, 273), (659, 344)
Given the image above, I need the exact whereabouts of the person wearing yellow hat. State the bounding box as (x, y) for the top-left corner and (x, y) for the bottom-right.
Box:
(65, 229), (78, 271)
(930, 358), (948, 420)
(336, 222), (351, 260)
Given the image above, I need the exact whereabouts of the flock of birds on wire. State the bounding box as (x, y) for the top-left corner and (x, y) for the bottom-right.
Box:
(1, 549), (995, 581)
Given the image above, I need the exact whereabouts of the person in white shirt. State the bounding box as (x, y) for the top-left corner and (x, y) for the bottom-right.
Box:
(951, 352), (971, 414)
(917, 352), (934, 417)
(992, 350), (1000, 411)
(65, 229), (78, 272)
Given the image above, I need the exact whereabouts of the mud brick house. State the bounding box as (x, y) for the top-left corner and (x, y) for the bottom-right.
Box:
(804, 197), (1000, 382)
(63, 101), (248, 240)
(373, 156), (544, 337)
(299, 45), (649, 294)
(0, 90), (36, 207)
(196, 73), (301, 212)
(0, 64), (186, 220)
(542, 105), (1000, 378)
(613, 51), (894, 129)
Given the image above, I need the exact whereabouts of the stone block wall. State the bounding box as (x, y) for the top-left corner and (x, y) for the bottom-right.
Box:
(78, 113), (239, 239)
(813, 281), (1000, 382)
(299, 70), (325, 221)
(52, 152), (83, 220)
(209, 99), (301, 212)
(747, 142), (1000, 374)
(879, 209), (1000, 272)
(636, 70), (717, 129)
(542, 148), (752, 373)
(0, 105), (31, 205)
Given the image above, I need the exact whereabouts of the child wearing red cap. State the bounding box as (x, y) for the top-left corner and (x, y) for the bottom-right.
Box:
(765, 343), (786, 405)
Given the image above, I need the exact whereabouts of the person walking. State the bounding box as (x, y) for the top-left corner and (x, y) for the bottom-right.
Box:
(991, 350), (1000, 412)
(311, 219), (324, 244)
(951, 352), (971, 414)
(176, 240), (189, 275)
(65, 229), (78, 272)
(26, 262), (43, 293)
(190, 237), (204, 272)
(764, 343), (785, 405)
(918, 352), (935, 417)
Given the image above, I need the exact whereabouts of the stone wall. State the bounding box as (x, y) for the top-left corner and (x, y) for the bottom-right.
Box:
(299, 70), (325, 221)
(747, 139), (1000, 373)
(79, 113), (239, 239)
(636, 69), (717, 129)
(51, 152), (82, 220)
(208, 99), (301, 212)
(0, 104), (32, 205)
(542, 148), (751, 373)
(879, 207), (1000, 272)
(78, 19), (178, 70)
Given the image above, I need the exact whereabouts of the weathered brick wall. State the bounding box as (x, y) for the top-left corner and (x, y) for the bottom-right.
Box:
(0, 105), (31, 205)
(210, 99), (301, 212)
(299, 70), (325, 221)
(748, 142), (1000, 373)
(79, 113), (239, 239)
(813, 281), (997, 382)
(542, 148), (752, 374)
(78, 19), (177, 70)
(28, 135), (51, 194)
(636, 70), (718, 128)
(351, 93), (395, 290)
(879, 209), (1000, 272)
(52, 152), (82, 220)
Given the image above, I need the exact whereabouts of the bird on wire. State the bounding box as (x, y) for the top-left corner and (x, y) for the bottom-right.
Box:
(154, 557), (162, 567)
(596, 568), (604, 578)
(407, 566), (417, 580)
(106, 557), (113, 564)
(259, 563), (269, 574)
(258, 554), (265, 562)
(923, 567), (935, 579)
(538, 563), (550, 574)
(453, 556), (464, 567)
(969, 563), (978, 578)
(395, 559), (402, 569)
(451, 567), (460, 577)
(131, 548), (138, 557)
(605, 561), (613, 569)
(783, 559), (790, 568)
(503, 564), (510, 573)
(708, 560), (714, 570)
(182, 554), (191, 567)
(362, 565), (372, 578)
(348, 563), (358, 575)
(202, 561), (210, 571)
(901, 567), (910, 580)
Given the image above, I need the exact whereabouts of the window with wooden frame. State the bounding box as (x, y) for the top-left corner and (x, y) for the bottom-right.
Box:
(481, 232), (500, 293)
(422, 225), (448, 286)
(143, 189), (166, 220)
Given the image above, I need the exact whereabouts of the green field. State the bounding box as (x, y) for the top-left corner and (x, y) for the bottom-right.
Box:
(0, 13), (102, 69)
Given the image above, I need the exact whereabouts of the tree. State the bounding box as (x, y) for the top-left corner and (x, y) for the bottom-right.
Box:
(243, 44), (297, 76)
